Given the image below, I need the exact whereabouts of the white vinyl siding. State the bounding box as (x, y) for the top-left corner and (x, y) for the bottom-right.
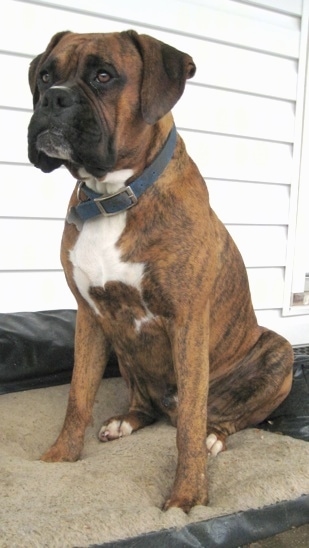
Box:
(0, 0), (308, 345)
(283, 0), (309, 316)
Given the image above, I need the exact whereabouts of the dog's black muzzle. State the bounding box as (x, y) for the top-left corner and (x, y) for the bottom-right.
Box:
(28, 86), (115, 176)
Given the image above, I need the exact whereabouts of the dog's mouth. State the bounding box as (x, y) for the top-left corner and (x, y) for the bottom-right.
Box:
(32, 128), (101, 176)
(36, 129), (74, 161)
(29, 118), (116, 177)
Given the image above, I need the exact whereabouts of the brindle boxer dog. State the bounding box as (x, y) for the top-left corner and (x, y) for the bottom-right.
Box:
(27, 30), (293, 512)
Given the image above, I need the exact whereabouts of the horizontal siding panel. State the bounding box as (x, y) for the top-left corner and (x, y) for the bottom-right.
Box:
(0, 164), (73, 218)
(0, 267), (284, 313)
(7, 170), (286, 226)
(1, 1), (300, 59)
(0, 271), (76, 312)
(207, 181), (290, 225)
(247, 267), (285, 309)
(186, 44), (298, 101)
(0, 168), (290, 225)
(0, 219), (63, 270)
(0, 47), (298, 113)
(0, 1), (128, 54)
(2, 276), (308, 346)
(0, 269), (287, 316)
(0, 54), (33, 110)
(19, 0), (300, 57)
(0, 221), (287, 271)
(174, 87), (295, 142)
(256, 309), (309, 345)
(243, 1), (302, 16)
(0, 110), (30, 164)
(0, 110), (294, 186)
(2, 54), (295, 141)
(0, 268), (286, 315)
(180, 130), (293, 183)
(226, 225), (287, 267)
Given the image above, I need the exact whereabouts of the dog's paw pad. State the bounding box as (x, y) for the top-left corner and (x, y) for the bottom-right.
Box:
(98, 419), (133, 442)
(206, 433), (224, 456)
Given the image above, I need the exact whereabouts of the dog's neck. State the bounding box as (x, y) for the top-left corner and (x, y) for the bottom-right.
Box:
(77, 168), (134, 196)
(68, 124), (177, 227)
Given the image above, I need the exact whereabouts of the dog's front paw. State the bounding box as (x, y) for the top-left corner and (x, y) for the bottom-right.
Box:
(40, 438), (82, 462)
(40, 445), (78, 462)
(98, 417), (133, 442)
(163, 492), (208, 513)
(163, 466), (209, 513)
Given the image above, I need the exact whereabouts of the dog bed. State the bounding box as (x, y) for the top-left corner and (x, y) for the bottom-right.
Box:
(0, 311), (308, 547)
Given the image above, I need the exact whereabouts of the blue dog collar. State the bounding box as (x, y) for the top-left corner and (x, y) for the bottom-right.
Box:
(71, 124), (177, 222)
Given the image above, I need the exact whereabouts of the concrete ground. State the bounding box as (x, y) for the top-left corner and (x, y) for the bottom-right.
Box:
(243, 524), (309, 547)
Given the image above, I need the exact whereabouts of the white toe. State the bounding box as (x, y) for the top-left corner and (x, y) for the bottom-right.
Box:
(206, 433), (224, 456)
(99, 419), (133, 442)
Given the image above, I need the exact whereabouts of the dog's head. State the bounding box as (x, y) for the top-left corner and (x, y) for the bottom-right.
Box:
(27, 30), (195, 179)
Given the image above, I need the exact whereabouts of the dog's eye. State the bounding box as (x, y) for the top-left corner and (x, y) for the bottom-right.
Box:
(40, 71), (50, 84)
(95, 71), (111, 84)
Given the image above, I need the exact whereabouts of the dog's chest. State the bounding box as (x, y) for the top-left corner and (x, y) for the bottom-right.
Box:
(69, 213), (144, 314)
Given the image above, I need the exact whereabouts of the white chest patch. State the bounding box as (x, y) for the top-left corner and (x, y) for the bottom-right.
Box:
(69, 171), (144, 314)
(70, 213), (144, 314)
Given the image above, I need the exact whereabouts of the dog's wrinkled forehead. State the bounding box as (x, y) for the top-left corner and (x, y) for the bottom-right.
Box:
(38, 32), (140, 83)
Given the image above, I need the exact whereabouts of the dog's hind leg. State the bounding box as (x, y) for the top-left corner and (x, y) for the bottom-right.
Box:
(98, 410), (155, 441)
(98, 373), (157, 442)
(206, 329), (293, 453)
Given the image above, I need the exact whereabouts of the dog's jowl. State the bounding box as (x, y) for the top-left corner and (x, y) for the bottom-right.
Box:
(28, 30), (293, 512)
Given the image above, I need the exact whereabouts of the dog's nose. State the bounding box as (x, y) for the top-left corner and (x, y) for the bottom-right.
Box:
(41, 86), (74, 111)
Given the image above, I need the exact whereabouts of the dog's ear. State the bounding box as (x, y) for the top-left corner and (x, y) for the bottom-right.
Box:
(126, 30), (196, 124)
(29, 31), (72, 107)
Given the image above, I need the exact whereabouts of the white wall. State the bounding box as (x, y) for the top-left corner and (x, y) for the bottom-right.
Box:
(0, 0), (308, 344)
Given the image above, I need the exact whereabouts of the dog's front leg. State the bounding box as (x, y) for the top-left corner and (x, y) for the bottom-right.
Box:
(164, 304), (210, 512)
(41, 305), (108, 462)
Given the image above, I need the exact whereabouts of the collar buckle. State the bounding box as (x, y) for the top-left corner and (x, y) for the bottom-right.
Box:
(94, 185), (138, 217)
